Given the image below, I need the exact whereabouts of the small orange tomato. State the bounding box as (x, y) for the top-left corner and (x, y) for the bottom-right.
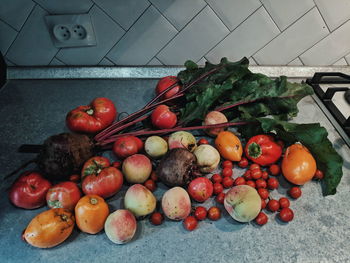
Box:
(23, 208), (75, 248)
(215, 131), (243, 161)
(75, 195), (109, 234)
(282, 143), (316, 185)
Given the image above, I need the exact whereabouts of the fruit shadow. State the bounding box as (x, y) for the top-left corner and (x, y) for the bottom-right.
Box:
(214, 208), (246, 232)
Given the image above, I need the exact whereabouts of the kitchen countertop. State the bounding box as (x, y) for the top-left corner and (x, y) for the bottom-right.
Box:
(0, 69), (349, 263)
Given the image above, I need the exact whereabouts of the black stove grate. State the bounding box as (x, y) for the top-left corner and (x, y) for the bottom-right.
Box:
(307, 72), (350, 140)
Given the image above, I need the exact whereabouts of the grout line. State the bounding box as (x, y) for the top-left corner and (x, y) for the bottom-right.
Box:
(0, 18), (19, 32)
(150, 4), (208, 65)
(48, 49), (61, 65)
(91, 1), (128, 31)
(99, 57), (115, 66)
(4, 4), (37, 58)
(101, 5), (151, 65)
(200, 5), (262, 62)
(313, 3), (331, 33)
(54, 57), (66, 65)
(151, 3), (181, 31)
(31, 0), (51, 14)
(204, 0), (233, 32)
(4, 57), (17, 66)
(259, 0), (282, 32)
(250, 57), (259, 66)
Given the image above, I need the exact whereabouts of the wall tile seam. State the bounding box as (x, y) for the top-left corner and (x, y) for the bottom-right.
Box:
(154, 4), (209, 65)
(313, 1), (332, 33)
(250, 6), (325, 64)
(102, 57), (115, 66)
(202, 0), (236, 32)
(148, 3), (181, 32)
(5, 57), (16, 66)
(4, 4), (37, 58)
(258, 0), (282, 32)
(0, 17), (20, 33)
(202, 5), (264, 64)
(49, 49), (62, 65)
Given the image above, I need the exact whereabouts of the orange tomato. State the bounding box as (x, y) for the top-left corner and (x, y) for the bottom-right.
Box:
(75, 195), (109, 234)
(23, 208), (75, 248)
(215, 131), (243, 161)
(282, 143), (316, 185)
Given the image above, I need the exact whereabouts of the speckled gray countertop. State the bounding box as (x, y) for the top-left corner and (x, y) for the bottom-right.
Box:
(0, 70), (349, 263)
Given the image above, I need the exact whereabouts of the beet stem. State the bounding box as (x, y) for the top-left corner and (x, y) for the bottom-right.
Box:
(4, 159), (37, 180)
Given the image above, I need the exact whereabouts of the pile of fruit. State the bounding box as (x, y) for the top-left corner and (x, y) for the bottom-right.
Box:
(6, 57), (341, 248)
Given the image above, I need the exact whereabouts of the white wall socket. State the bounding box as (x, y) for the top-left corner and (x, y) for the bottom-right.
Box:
(45, 14), (97, 48)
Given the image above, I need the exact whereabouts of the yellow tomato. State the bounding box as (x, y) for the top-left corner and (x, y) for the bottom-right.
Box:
(282, 143), (316, 185)
(215, 131), (243, 161)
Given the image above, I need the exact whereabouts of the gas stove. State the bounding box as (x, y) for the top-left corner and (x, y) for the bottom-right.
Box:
(307, 72), (350, 147)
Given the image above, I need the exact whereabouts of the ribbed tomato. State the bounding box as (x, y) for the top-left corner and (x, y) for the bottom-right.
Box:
(215, 131), (243, 161)
(282, 143), (316, 185)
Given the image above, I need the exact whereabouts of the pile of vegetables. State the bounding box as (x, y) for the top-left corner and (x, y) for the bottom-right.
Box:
(6, 57), (344, 248)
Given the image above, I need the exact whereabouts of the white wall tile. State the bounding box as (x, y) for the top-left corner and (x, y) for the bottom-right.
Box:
(345, 54), (350, 65)
(206, 7), (279, 64)
(157, 6), (229, 65)
(333, 58), (348, 66)
(56, 6), (125, 65)
(0, 20), (17, 54)
(93, 0), (150, 30)
(261, 0), (314, 30)
(288, 58), (303, 66)
(253, 8), (329, 65)
(150, 0), (206, 30)
(99, 58), (114, 66)
(0, 0), (34, 31)
(315, 0), (350, 31)
(147, 57), (163, 66)
(34, 0), (93, 14)
(49, 58), (65, 66)
(206, 0), (261, 30)
(107, 6), (178, 65)
(6, 6), (58, 66)
(300, 20), (350, 66)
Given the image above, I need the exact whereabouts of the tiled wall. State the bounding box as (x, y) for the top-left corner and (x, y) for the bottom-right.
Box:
(1, 0), (350, 66)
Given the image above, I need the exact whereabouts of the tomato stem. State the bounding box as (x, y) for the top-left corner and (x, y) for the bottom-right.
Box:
(247, 142), (262, 159)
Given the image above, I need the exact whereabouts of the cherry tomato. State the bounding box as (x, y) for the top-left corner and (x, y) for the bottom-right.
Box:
(261, 171), (269, 180)
(150, 171), (158, 182)
(194, 206), (207, 221)
(211, 173), (222, 184)
(246, 180), (256, 188)
(279, 197), (290, 208)
(261, 199), (267, 209)
(213, 183), (224, 195)
(313, 169), (324, 180)
(267, 199), (280, 212)
(112, 161), (122, 169)
(222, 177), (234, 188)
(267, 178), (279, 190)
(258, 188), (269, 200)
(255, 212), (268, 225)
(250, 164), (260, 171)
(222, 167), (233, 177)
(183, 216), (198, 231)
(288, 187), (302, 199)
(151, 105), (177, 129)
(155, 76), (181, 100)
(69, 174), (80, 183)
(46, 181), (82, 211)
(144, 179), (157, 192)
(279, 207), (294, 222)
(207, 207), (221, 221)
(198, 138), (209, 145)
(269, 164), (280, 176)
(238, 157), (249, 168)
(222, 160), (233, 169)
(243, 170), (252, 180)
(150, 212), (164, 225)
(251, 169), (262, 180)
(215, 193), (225, 204)
(215, 131), (243, 161)
(255, 179), (267, 189)
(234, 177), (246, 186)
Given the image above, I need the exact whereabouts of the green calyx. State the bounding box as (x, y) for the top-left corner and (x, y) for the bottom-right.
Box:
(248, 142), (262, 159)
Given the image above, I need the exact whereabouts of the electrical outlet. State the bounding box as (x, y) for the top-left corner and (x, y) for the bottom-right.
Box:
(45, 14), (97, 48)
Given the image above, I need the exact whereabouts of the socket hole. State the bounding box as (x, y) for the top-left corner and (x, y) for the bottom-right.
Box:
(77, 26), (80, 29)
(74, 30), (77, 32)
(61, 26), (64, 30)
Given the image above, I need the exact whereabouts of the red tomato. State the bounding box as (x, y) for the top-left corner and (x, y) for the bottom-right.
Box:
(222, 167), (233, 177)
(69, 174), (80, 183)
(279, 208), (294, 222)
(155, 76), (181, 100)
(313, 169), (324, 180)
(279, 197), (290, 208)
(261, 171), (269, 180)
(222, 160), (233, 169)
(246, 180), (256, 188)
(213, 183), (224, 195)
(144, 179), (157, 192)
(9, 171), (52, 209)
(255, 179), (267, 189)
(238, 157), (248, 168)
(250, 164), (260, 171)
(194, 206), (207, 221)
(151, 105), (177, 129)
(81, 156), (123, 199)
(208, 207), (221, 221)
(215, 193), (225, 204)
(111, 161), (122, 169)
(288, 187), (302, 199)
(261, 199), (267, 209)
(66, 97), (117, 133)
(269, 164), (280, 176)
(258, 188), (269, 200)
(150, 171), (158, 182)
(267, 199), (280, 212)
(243, 170), (252, 180)
(255, 212), (268, 225)
(251, 169), (262, 180)
(234, 177), (246, 186)
(222, 176), (234, 188)
(113, 136), (143, 159)
(188, 177), (213, 202)
(150, 212), (164, 225)
(267, 177), (279, 190)
(211, 173), (222, 184)
(183, 216), (198, 231)
(46, 182), (82, 211)
(198, 138), (209, 145)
